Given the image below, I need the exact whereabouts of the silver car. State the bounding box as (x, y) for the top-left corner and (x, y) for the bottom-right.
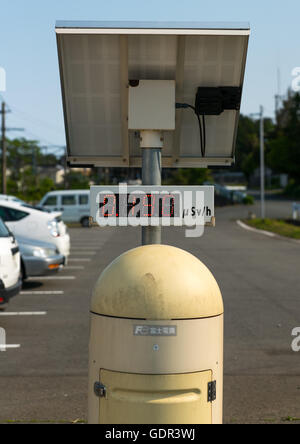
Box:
(17, 236), (65, 280)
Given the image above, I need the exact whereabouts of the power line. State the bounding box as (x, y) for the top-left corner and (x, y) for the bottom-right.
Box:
(1, 99), (66, 194)
(9, 104), (65, 135)
(2, 103), (65, 149)
(24, 128), (64, 148)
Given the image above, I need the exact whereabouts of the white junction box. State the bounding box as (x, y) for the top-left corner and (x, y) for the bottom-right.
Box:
(128, 80), (176, 131)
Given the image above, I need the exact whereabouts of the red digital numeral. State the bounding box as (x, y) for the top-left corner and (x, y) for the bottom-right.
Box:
(102, 194), (116, 217)
(130, 197), (137, 216)
(162, 195), (175, 217)
(142, 194), (155, 217)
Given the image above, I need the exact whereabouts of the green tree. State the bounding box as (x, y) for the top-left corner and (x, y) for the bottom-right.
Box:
(163, 168), (211, 186)
(2, 137), (58, 202)
(267, 90), (300, 184)
(63, 171), (90, 190)
(235, 115), (259, 176)
(6, 168), (56, 203)
(7, 138), (40, 181)
(235, 115), (275, 181)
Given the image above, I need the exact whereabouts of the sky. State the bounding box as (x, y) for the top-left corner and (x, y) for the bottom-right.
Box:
(0, 0), (300, 149)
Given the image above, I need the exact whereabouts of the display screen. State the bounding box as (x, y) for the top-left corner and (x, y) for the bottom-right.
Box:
(99, 193), (180, 218)
(91, 185), (215, 227)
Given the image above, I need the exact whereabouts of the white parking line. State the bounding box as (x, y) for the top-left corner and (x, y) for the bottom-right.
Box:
(69, 258), (91, 262)
(20, 291), (64, 295)
(70, 244), (93, 246)
(71, 242), (99, 245)
(71, 244), (101, 247)
(0, 312), (47, 316)
(71, 251), (96, 255)
(27, 276), (76, 281)
(0, 345), (21, 351)
(70, 247), (98, 250)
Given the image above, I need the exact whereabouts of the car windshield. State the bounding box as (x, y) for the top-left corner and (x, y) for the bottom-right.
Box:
(0, 218), (10, 238)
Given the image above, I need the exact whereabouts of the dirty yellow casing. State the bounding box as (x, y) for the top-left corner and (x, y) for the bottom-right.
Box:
(89, 245), (224, 424)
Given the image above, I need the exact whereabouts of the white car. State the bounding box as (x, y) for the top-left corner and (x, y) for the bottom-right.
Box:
(0, 218), (22, 310)
(0, 194), (26, 205)
(0, 201), (70, 259)
(0, 194), (53, 214)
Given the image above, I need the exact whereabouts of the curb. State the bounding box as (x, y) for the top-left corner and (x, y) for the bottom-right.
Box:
(236, 220), (300, 245)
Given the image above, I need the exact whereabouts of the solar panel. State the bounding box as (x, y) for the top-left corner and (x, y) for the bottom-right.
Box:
(56, 21), (250, 167)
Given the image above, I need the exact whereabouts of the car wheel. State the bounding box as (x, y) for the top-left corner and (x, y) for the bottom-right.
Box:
(81, 217), (91, 228)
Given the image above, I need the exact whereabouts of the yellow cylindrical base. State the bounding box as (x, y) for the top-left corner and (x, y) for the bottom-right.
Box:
(89, 245), (224, 424)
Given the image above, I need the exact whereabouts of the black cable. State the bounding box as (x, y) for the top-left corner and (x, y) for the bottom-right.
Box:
(176, 103), (205, 157)
(202, 114), (206, 155)
(196, 113), (205, 157)
(176, 103), (196, 112)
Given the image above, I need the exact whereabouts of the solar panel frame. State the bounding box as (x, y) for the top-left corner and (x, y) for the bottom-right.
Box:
(56, 21), (250, 168)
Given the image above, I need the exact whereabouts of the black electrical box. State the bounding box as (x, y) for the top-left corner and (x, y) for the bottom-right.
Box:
(195, 87), (242, 116)
(220, 87), (242, 111)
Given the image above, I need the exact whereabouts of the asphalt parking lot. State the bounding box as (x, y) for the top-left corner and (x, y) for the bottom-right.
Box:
(0, 200), (299, 424)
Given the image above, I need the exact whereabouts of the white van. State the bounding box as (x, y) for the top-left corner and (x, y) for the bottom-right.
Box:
(40, 190), (90, 227)
(0, 218), (22, 310)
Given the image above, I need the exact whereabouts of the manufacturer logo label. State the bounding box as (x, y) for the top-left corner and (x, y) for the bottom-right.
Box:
(134, 325), (177, 336)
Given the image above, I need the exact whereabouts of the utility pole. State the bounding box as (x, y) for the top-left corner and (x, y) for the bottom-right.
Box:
(250, 106), (266, 219)
(1, 101), (7, 194)
(1, 101), (24, 194)
(259, 105), (265, 219)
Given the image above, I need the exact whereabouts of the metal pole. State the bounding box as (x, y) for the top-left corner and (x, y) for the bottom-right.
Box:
(142, 148), (162, 245)
(1, 101), (6, 195)
(260, 105), (265, 219)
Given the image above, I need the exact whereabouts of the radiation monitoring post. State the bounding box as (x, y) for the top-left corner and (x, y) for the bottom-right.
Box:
(56, 20), (249, 426)
(104, 426), (197, 442)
